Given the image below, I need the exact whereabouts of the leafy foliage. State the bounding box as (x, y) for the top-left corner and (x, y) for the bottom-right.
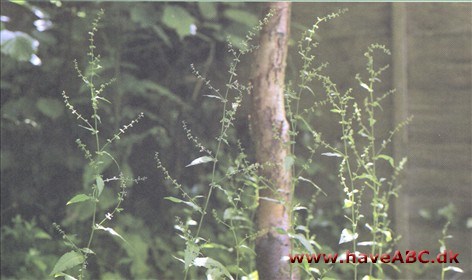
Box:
(1, 2), (463, 280)
(1, 2), (265, 279)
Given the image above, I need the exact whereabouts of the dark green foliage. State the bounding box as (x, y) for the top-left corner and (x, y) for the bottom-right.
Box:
(2, 2), (464, 280)
(1, 2), (265, 279)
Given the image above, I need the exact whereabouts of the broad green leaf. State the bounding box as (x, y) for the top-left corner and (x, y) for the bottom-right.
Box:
(66, 194), (91, 205)
(96, 176), (104, 197)
(36, 98), (64, 120)
(339, 228), (358, 244)
(198, 2), (217, 19)
(185, 156), (214, 167)
(162, 5), (195, 39)
(130, 6), (156, 28)
(50, 251), (84, 276)
(34, 229), (52, 240)
(321, 152), (343, 158)
(223, 9), (258, 27)
(1, 30), (38, 62)
(185, 242), (199, 270)
(292, 233), (315, 254)
(193, 257), (234, 280)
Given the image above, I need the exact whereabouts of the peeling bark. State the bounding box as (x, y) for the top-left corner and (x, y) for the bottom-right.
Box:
(250, 2), (297, 279)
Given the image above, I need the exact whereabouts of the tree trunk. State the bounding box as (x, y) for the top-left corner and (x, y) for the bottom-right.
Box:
(250, 2), (296, 279)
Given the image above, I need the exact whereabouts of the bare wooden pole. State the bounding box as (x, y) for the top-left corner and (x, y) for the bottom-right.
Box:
(250, 2), (297, 279)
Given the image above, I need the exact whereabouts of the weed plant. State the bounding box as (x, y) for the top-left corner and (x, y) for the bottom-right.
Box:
(286, 9), (415, 279)
(155, 8), (416, 279)
(436, 205), (464, 280)
(155, 12), (275, 280)
(50, 10), (146, 279)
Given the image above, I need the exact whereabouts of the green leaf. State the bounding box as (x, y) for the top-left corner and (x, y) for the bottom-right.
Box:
(34, 229), (52, 240)
(152, 26), (171, 47)
(274, 227), (287, 234)
(298, 176), (327, 196)
(80, 248), (95, 255)
(121, 162), (134, 188)
(443, 266), (464, 273)
(1, 30), (38, 62)
(53, 273), (78, 280)
(321, 152), (343, 158)
(82, 155), (112, 188)
(355, 173), (377, 183)
(376, 154), (394, 167)
(292, 233), (315, 254)
(130, 6), (156, 28)
(96, 176), (104, 197)
(95, 224), (127, 244)
(162, 5), (196, 39)
(193, 257), (234, 280)
(141, 80), (190, 110)
(198, 2), (217, 20)
(185, 156), (214, 167)
(284, 155), (295, 170)
(203, 94), (223, 100)
(223, 9), (258, 27)
(185, 242), (199, 270)
(223, 208), (249, 222)
(382, 230), (392, 242)
(50, 251), (84, 276)
(66, 194), (91, 205)
(63, 274), (78, 280)
(36, 98), (64, 120)
(164, 196), (202, 212)
(360, 82), (372, 92)
(343, 199), (354, 208)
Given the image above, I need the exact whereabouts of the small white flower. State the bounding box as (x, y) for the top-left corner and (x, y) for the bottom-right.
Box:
(189, 24), (197, 35)
(105, 213), (113, 220)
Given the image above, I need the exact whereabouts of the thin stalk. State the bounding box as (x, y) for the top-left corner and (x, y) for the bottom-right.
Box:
(186, 54), (241, 280)
(340, 105), (358, 280)
(368, 79), (379, 276)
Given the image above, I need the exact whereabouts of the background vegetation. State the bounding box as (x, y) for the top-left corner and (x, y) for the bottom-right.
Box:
(1, 2), (470, 279)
